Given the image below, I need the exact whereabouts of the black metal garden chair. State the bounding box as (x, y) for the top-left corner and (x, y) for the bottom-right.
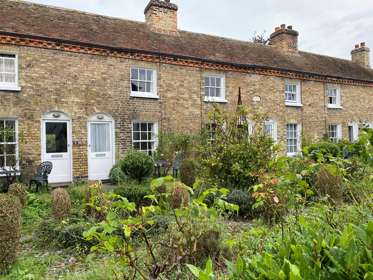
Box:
(29, 161), (53, 192)
(172, 153), (183, 178)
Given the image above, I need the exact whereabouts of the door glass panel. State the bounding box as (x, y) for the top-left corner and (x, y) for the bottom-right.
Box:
(91, 123), (110, 153)
(46, 122), (68, 153)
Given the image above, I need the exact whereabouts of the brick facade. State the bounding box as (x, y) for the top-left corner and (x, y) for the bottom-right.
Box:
(0, 0), (372, 182)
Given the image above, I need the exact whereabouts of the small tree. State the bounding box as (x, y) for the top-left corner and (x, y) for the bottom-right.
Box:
(199, 106), (277, 190)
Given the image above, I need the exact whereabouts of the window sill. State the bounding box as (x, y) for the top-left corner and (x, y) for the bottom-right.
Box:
(287, 152), (301, 157)
(204, 97), (228, 103)
(285, 102), (303, 107)
(327, 105), (343, 109)
(0, 86), (21, 92)
(130, 93), (159, 99)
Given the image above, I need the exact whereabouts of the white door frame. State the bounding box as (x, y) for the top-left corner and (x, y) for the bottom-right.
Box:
(41, 111), (73, 183)
(87, 113), (115, 180)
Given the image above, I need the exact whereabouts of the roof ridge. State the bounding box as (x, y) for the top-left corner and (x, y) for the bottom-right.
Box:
(8, 0), (146, 25)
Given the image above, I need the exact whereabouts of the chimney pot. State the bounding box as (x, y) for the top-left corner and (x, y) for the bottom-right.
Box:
(275, 27), (280, 32)
(270, 24), (299, 52)
(351, 42), (370, 68)
(287, 25), (293, 30)
(281, 24), (286, 29)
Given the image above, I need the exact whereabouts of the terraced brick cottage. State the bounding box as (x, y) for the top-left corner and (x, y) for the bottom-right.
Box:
(0, 0), (372, 184)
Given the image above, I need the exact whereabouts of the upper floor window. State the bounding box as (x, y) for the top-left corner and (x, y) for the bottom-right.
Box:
(130, 68), (158, 99)
(286, 123), (301, 156)
(264, 120), (277, 142)
(328, 124), (342, 142)
(132, 122), (158, 155)
(285, 80), (302, 107)
(204, 75), (226, 103)
(0, 119), (18, 170)
(327, 85), (341, 108)
(0, 54), (20, 91)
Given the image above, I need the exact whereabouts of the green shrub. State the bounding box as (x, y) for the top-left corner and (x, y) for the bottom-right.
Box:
(180, 159), (197, 187)
(109, 164), (127, 184)
(83, 182), (109, 221)
(226, 189), (255, 218)
(8, 183), (27, 207)
(114, 182), (151, 208)
(170, 182), (190, 208)
(0, 194), (21, 273)
(35, 218), (95, 251)
(314, 164), (345, 204)
(120, 150), (154, 182)
(304, 141), (342, 162)
(51, 188), (71, 221)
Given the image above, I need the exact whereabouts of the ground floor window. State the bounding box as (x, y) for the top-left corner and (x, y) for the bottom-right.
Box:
(132, 122), (157, 155)
(348, 122), (358, 142)
(286, 123), (300, 156)
(328, 124), (341, 142)
(0, 119), (18, 169)
(264, 120), (277, 142)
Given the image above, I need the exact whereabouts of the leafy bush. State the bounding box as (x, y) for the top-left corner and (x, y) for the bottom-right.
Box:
(35, 218), (95, 251)
(120, 150), (154, 182)
(51, 188), (71, 221)
(226, 189), (255, 218)
(0, 194), (21, 273)
(304, 141), (342, 162)
(314, 164), (345, 204)
(114, 182), (151, 208)
(199, 107), (276, 190)
(8, 183), (27, 207)
(83, 182), (109, 221)
(170, 182), (190, 208)
(109, 164), (127, 184)
(180, 159), (198, 187)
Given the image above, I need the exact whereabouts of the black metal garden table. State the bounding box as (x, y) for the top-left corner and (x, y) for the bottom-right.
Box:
(0, 167), (20, 189)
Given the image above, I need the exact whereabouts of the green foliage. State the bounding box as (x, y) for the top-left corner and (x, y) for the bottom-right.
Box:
(51, 188), (71, 221)
(120, 150), (154, 182)
(0, 193), (21, 273)
(304, 141), (343, 162)
(83, 182), (109, 222)
(199, 106), (276, 190)
(314, 164), (345, 204)
(114, 181), (151, 208)
(225, 189), (255, 218)
(8, 183), (27, 208)
(108, 164), (127, 184)
(180, 158), (198, 187)
(35, 218), (96, 251)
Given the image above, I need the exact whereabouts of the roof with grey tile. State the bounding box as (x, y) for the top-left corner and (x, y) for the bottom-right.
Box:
(1, 0), (373, 82)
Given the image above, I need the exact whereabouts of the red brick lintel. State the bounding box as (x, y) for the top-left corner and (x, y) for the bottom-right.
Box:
(1, 32), (372, 87)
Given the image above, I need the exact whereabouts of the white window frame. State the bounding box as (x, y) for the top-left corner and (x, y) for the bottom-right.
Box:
(131, 121), (158, 155)
(286, 123), (301, 157)
(327, 85), (342, 109)
(130, 67), (158, 99)
(348, 122), (359, 142)
(264, 120), (277, 143)
(285, 80), (302, 107)
(248, 120), (254, 136)
(0, 54), (20, 91)
(203, 74), (227, 103)
(328, 124), (342, 142)
(0, 119), (19, 172)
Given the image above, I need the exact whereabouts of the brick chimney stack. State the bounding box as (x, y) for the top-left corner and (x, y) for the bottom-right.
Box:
(144, 0), (178, 35)
(351, 42), (370, 68)
(269, 24), (299, 52)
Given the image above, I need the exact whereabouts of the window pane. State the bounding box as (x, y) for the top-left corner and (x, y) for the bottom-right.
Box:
(131, 81), (139, 92)
(210, 78), (216, 87)
(216, 78), (221, 87)
(145, 82), (151, 93)
(141, 132), (148, 140)
(133, 142), (140, 150)
(91, 123), (110, 153)
(141, 123), (147, 131)
(215, 88), (221, 97)
(146, 70), (153, 81)
(133, 123), (140, 131)
(205, 77), (210, 87)
(139, 69), (146, 80)
(210, 88), (216, 97)
(5, 120), (16, 142)
(204, 87), (210, 97)
(133, 132), (140, 141)
(0, 144), (4, 154)
(141, 142), (148, 150)
(0, 156), (4, 168)
(6, 155), (16, 167)
(4, 58), (15, 73)
(5, 144), (16, 154)
(45, 122), (68, 153)
(131, 68), (138, 80)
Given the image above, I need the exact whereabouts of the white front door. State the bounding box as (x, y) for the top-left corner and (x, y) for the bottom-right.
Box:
(42, 120), (72, 184)
(88, 121), (114, 181)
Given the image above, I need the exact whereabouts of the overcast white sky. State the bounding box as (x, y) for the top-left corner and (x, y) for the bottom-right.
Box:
(28, 0), (373, 64)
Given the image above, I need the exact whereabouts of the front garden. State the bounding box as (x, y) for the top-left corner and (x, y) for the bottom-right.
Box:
(1, 107), (372, 279)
